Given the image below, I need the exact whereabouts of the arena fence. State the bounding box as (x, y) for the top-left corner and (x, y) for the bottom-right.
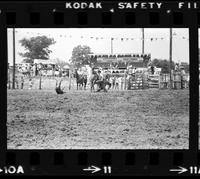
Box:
(7, 71), (189, 91)
(127, 73), (189, 90)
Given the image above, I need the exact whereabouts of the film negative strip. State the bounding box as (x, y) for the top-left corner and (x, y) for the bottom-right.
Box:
(0, 0), (199, 176)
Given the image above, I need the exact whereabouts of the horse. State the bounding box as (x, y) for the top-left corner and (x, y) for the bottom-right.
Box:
(90, 72), (111, 92)
(74, 70), (87, 90)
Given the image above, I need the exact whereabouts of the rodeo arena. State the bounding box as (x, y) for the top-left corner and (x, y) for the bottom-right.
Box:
(7, 29), (189, 150)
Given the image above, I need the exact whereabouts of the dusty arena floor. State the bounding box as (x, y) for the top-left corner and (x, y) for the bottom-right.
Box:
(7, 89), (189, 149)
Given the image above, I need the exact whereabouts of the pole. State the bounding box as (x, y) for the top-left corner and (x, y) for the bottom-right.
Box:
(111, 38), (113, 55)
(8, 63), (11, 89)
(169, 28), (173, 89)
(12, 28), (16, 89)
(124, 71), (126, 90)
(142, 28), (144, 54)
(39, 74), (42, 90)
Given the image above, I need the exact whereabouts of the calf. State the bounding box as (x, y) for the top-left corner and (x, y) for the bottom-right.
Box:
(55, 79), (65, 94)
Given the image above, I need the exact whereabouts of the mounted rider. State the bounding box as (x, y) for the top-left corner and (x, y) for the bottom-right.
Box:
(97, 69), (103, 80)
(95, 68), (107, 91)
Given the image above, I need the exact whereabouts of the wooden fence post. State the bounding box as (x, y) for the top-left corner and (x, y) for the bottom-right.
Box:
(124, 71), (126, 90)
(158, 74), (161, 89)
(8, 71), (11, 89)
(39, 73), (42, 90)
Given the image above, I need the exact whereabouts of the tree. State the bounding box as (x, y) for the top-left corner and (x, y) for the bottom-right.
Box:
(151, 58), (175, 73)
(54, 58), (70, 69)
(70, 45), (96, 67)
(19, 36), (56, 63)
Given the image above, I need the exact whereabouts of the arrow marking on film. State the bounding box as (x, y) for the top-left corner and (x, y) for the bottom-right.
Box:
(83, 165), (101, 173)
(110, 9), (114, 13)
(169, 166), (188, 174)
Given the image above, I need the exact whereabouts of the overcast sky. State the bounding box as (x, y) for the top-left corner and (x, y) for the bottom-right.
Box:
(7, 28), (189, 65)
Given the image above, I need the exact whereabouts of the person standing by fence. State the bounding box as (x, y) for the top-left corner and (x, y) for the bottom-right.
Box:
(180, 67), (186, 89)
(150, 65), (155, 75)
(175, 63), (179, 72)
(115, 76), (119, 90)
(15, 75), (19, 89)
(109, 76), (113, 89)
(111, 76), (115, 90)
(32, 64), (36, 77)
(126, 74), (131, 90)
(113, 76), (117, 90)
(20, 76), (24, 89)
(29, 78), (33, 90)
(120, 76), (123, 90)
(121, 75), (125, 90)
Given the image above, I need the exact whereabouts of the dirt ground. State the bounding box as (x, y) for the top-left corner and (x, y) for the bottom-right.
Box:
(7, 88), (189, 149)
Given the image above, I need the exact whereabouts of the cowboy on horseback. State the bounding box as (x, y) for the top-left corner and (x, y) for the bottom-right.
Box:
(90, 67), (111, 92)
(95, 69), (109, 92)
(97, 69), (103, 81)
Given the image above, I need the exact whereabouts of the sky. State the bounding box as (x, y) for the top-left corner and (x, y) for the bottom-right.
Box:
(7, 28), (189, 65)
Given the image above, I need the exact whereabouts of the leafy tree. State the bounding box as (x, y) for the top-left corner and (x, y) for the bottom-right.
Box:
(143, 56), (151, 67)
(54, 58), (70, 69)
(70, 45), (96, 67)
(151, 58), (175, 73)
(19, 36), (56, 63)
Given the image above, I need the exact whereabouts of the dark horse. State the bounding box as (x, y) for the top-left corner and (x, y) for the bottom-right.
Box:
(74, 70), (87, 90)
(90, 72), (111, 92)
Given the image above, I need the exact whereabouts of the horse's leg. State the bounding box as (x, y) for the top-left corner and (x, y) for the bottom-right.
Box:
(103, 85), (107, 92)
(96, 87), (101, 92)
(94, 82), (99, 92)
(109, 83), (111, 90)
(91, 82), (94, 92)
(102, 83), (107, 92)
(97, 82), (103, 92)
(84, 80), (87, 90)
(90, 81), (92, 92)
(106, 82), (111, 91)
